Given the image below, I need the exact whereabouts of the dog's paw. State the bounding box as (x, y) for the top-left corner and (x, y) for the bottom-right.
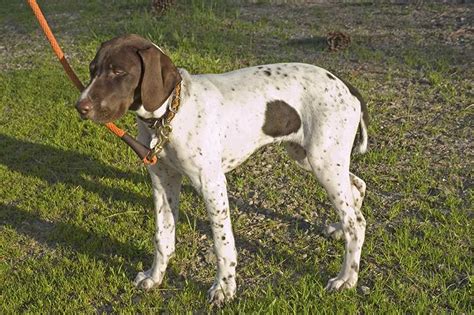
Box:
(133, 270), (163, 290)
(207, 278), (236, 307)
(325, 275), (357, 291)
(324, 222), (344, 240)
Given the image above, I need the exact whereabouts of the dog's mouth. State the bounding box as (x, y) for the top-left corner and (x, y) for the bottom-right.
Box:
(77, 110), (90, 120)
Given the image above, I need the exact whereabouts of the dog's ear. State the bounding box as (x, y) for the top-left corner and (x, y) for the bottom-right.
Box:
(137, 47), (181, 112)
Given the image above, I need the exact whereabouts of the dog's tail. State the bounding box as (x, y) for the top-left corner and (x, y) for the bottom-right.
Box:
(352, 85), (369, 155)
(355, 112), (368, 154)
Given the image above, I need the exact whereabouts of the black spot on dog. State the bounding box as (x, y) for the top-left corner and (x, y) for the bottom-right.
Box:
(230, 261), (236, 267)
(351, 262), (359, 272)
(331, 73), (369, 128)
(327, 73), (336, 80)
(258, 66), (263, 69)
(263, 70), (271, 76)
(262, 100), (301, 137)
(231, 88), (235, 91)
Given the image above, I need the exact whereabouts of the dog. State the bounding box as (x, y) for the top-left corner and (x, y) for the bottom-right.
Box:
(76, 34), (369, 305)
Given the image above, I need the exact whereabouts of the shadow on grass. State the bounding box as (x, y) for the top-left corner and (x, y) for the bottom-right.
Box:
(287, 36), (327, 51)
(0, 133), (332, 292)
(0, 133), (209, 294)
(0, 133), (149, 208)
(0, 202), (209, 295)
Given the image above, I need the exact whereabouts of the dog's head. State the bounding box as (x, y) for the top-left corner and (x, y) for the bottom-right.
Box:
(75, 34), (181, 123)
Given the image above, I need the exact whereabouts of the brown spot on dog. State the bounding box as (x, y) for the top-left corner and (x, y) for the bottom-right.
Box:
(262, 100), (301, 137)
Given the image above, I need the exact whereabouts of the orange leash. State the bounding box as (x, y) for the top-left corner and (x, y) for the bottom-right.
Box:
(27, 0), (157, 165)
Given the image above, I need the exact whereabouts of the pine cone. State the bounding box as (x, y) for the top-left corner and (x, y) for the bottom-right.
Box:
(151, 0), (176, 15)
(326, 32), (351, 52)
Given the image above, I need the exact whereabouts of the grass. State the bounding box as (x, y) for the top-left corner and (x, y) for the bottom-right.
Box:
(0, 0), (472, 313)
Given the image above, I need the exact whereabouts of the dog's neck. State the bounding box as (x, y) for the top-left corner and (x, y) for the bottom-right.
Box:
(133, 94), (173, 120)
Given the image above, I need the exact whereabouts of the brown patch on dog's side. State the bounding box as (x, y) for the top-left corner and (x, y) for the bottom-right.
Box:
(262, 100), (301, 137)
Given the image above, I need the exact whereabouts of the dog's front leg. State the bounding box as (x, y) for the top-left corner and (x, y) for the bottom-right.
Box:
(191, 170), (237, 306)
(134, 163), (182, 290)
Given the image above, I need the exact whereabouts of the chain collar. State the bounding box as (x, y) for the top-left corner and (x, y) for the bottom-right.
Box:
(139, 82), (182, 163)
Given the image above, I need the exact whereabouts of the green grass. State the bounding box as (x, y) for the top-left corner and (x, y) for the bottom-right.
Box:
(1, 0), (472, 313)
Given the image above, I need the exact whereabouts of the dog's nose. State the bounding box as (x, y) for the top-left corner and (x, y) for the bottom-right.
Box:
(76, 98), (92, 116)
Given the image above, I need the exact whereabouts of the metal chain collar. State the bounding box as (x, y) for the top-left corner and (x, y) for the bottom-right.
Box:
(146, 82), (182, 162)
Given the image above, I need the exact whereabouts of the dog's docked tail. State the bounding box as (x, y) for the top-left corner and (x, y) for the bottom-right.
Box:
(355, 111), (368, 154)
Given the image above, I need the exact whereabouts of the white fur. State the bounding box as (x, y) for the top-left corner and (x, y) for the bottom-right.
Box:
(79, 77), (96, 101)
(133, 63), (368, 305)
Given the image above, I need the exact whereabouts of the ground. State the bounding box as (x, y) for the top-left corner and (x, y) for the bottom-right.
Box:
(0, 0), (472, 313)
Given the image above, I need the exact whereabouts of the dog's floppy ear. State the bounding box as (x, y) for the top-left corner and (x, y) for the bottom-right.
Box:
(137, 47), (181, 112)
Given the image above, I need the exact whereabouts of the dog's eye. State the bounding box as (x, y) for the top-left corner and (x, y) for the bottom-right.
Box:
(112, 68), (126, 76)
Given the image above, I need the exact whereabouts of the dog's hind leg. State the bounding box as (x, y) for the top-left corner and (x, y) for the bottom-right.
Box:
(307, 150), (366, 290)
(325, 172), (366, 240)
(350, 173), (366, 211)
(285, 141), (366, 242)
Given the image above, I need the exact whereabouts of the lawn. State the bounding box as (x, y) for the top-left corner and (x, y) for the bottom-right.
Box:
(0, 0), (472, 313)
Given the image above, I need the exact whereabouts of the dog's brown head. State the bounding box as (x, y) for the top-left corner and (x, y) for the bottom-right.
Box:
(75, 34), (181, 123)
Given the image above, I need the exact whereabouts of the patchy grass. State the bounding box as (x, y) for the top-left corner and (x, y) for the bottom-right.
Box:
(0, 0), (472, 313)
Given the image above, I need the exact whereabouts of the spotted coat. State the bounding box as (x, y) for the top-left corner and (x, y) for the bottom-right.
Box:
(76, 35), (369, 306)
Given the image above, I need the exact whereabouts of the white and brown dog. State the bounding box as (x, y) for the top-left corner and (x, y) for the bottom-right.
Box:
(76, 34), (369, 305)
